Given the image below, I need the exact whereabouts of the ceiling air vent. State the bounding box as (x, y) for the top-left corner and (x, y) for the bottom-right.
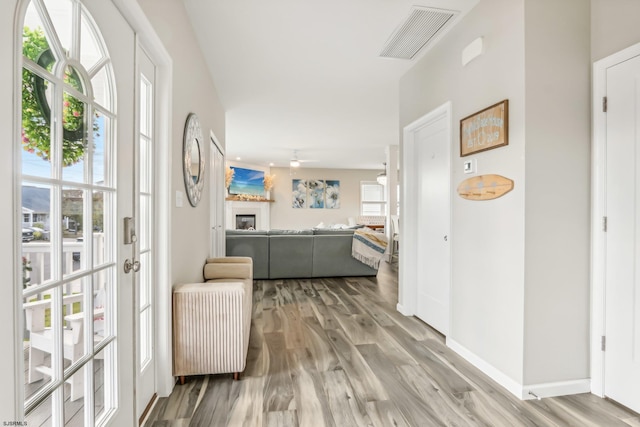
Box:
(379, 6), (458, 60)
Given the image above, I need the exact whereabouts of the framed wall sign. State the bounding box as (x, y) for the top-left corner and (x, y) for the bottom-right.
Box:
(460, 99), (509, 157)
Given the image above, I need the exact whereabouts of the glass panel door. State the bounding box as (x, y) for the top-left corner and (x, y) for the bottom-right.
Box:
(136, 46), (157, 420)
(18, 0), (136, 424)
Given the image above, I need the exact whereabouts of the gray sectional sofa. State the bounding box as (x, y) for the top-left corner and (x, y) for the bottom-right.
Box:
(225, 228), (379, 279)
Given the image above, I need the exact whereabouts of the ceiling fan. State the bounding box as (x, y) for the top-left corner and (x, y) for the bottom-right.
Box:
(289, 150), (317, 168)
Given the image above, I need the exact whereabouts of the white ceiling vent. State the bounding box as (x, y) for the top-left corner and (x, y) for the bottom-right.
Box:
(379, 6), (458, 60)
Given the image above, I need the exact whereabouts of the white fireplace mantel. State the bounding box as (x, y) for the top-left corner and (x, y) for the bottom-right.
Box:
(225, 200), (271, 231)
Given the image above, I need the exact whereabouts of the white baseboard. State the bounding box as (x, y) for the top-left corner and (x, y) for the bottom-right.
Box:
(447, 338), (523, 398)
(523, 379), (591, 400)
(396, 303), (412, 316)
(447, 338), (591, 400)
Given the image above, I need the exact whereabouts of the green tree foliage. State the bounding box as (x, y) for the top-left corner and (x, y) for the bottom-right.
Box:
(22, 27), (90, 166)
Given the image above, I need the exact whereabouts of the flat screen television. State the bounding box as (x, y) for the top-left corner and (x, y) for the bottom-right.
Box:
(229, 166), (265, 197)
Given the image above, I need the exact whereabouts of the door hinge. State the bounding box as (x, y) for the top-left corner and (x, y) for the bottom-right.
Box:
(603, 216), (608, 232)
(603, 96), (608, 112)
(601, 335), (606, 351)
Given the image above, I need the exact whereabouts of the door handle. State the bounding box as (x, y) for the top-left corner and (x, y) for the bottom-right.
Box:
(124, 258), (140, 274)
(444, 235), (448, 241)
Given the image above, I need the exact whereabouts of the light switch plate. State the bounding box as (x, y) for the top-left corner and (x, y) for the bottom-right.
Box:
(463, 159), (476, 174)
(176, 190), (183, 207)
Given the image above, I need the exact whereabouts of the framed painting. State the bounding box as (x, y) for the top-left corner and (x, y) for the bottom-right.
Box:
(307, 179), (325, 209)
(460, 99), (509, 157)
(325, 180), (340, 209)
(292, 179), (307, 208)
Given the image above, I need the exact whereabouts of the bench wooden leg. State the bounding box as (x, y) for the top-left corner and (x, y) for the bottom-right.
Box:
(179, 376), (185, 385)
(233, 372), (239, 381)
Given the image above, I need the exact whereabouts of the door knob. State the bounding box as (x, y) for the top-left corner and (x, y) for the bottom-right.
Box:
(124, 258), (141, 273)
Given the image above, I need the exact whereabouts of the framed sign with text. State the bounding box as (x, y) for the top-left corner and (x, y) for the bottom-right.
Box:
(460, 99), (509, 157)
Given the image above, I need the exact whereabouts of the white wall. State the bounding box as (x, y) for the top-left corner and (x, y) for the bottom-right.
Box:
(523, 0), (591, 386)
(591, 0), (640, 61)
(400, 0), (527, 385)
(138, 0), (226, 285)
(399, 0), (591, 396)
(269, 167), (378, 230)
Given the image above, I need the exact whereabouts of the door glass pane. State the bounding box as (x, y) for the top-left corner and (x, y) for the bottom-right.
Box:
(64, 366), (87, 424)
(62, 187), (85, 276)
(94, 349), (105, 422)
(139, 251), (150, 308)
(140, 136), (151, 193)
(25, 392), (54, 426)
(43, 0), (73, 54)
(91, 67), (112, 111)
(23, 289), (55, 401)
(93, 268), (113, 349)
(80, 13), (103, 71)
(139, 194), (150, 250)
(22, 184), (53, 286)
(140, 306), (152, 369)
(92, 190), (106, 266)
(22, 68), (53, 179)
(93, 112), (107, 185)
(62, 280), (88, 362)
(61, 91), (87, 180)
(23, 3), (57, 69)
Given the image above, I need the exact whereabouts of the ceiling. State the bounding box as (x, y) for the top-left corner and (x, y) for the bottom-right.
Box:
(183, 0), (480, 170)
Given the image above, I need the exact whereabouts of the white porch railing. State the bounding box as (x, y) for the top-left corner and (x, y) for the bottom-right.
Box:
(22, 233), (106, 292)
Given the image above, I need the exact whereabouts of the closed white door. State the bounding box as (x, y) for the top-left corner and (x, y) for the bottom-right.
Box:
(410, 106), (451, 335)
(604, 53), (640, 413)
(210, 138), (225, 258)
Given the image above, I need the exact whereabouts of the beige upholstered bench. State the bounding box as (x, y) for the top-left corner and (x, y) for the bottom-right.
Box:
(172, 257), (253, 384)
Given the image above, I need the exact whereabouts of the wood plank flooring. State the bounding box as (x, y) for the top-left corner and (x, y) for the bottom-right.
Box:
(145, 262), (640, 427)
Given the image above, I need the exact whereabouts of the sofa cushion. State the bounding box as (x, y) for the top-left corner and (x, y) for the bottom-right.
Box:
(312, 228), (355, 235)
(268, 229), (313, 235)
(226, 229), (268, 235)
(269, 234), (314, 278)
(225, 234), (269, 279)
(312, 234), (378, 277)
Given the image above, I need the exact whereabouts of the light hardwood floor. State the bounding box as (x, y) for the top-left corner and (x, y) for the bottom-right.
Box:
(145, 262), (640, 427)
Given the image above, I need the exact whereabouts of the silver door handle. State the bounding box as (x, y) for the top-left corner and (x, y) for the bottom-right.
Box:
(124, 259), (141, 273)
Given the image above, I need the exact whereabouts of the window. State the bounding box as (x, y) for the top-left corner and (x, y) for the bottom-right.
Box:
(360, 181), (386, 216)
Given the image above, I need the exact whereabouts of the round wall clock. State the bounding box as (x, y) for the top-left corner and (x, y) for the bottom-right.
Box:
(183, 113), (205, 207)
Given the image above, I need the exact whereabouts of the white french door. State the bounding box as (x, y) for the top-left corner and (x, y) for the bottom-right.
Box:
(135, 45), (157, 421)
(601, 52), (640, 414)
(18, 0), (136, 424)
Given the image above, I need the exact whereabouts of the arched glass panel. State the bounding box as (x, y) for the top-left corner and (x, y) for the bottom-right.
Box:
(19, 0), (117, 423)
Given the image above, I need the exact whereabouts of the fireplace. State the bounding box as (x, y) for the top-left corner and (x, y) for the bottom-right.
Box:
(235, 214), (256, 230)
(226, 200), (270, 231)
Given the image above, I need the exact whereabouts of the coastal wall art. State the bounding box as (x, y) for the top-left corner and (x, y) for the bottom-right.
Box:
(291, 179), (340, 209)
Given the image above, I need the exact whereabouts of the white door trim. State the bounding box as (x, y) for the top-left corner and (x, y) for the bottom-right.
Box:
(591, 41), (640, 397)
(398, 101), (452, 328)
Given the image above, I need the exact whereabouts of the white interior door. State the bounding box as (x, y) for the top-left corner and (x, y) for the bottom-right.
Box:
(405, 104), (451, 335)
(604, 53), (640, 414)
(210, 138), (225, 258)
(135, 45), (157, 421)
